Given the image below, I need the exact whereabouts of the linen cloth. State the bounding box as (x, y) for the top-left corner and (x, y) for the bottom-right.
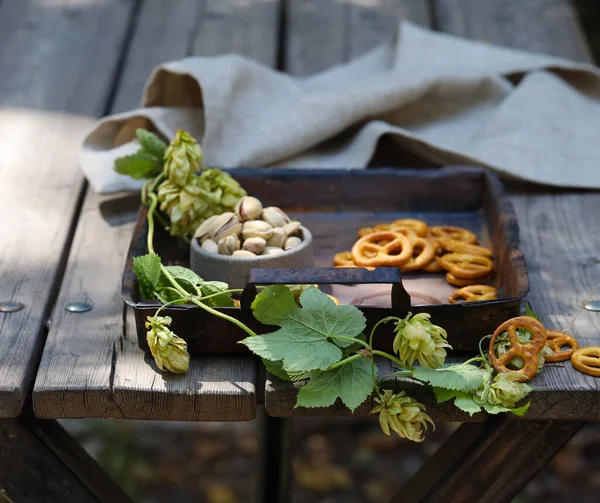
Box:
(81, 21), (600, 193)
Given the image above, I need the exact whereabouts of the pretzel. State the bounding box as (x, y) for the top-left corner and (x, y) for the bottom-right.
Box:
(445, 272), (493, 287)
(544, 330), (579, 362)
(489, 316), (547, 381)
(333, 251), (354, 267)
(429, 226), (478, 244)
(390, 219), (428, 237)
(399, 237), (435, 271)
(351, 231), (413, 267)
(326, 294), (341, 305)
(439, 253), (493, 279)
(388, 225), (418, 241)
(571, 347), (600, 376)
(438, 238), (492, 258)
(448, 285), (498, 303)
(423, 257), (443, 273)
(357, 227), (375, 238)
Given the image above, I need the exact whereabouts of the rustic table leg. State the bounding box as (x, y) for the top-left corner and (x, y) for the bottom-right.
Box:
(258, 411), (293, 503)
(0, 408), (131, 503)
(391, 417), (584, 503)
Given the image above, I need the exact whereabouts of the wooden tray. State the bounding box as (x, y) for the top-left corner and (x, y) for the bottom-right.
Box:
(122, 166), (529, 355)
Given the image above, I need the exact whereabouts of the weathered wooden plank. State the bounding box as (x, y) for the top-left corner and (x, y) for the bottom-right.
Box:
(0, 411), (131, 503)
(34, 0), (281, 421)
(286, 0), (431, 76)
(434, 0), (592, 62)
(113, 0), (280, 113)
(0, 0), (134, 418)
(395, 417), (583, 503)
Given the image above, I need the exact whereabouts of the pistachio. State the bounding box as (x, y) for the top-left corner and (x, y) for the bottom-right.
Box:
(217, 234), (240, 255)
(243, 237), (267, 255)
(234, 196), (263, 221)
(201, 239), (219, 254)
(232, 250), (256, 258)
(266, 227), (286, 248)
(283, 221), (301, 237)
(242, 220), (273, 240)
(284, 236), (302, 251)
(213, 213), (242, 242)
(193, 214), (221, 242)
(262, 246), (284, 256)
(261, 207), (290, 228)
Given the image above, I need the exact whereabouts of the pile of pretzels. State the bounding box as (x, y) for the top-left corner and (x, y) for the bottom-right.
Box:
(489, 315), (600, 380)
(333, 218), (498, 304)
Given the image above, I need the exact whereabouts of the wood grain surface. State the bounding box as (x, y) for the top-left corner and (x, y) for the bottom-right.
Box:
(33, 0), (280, 421)
(0, 0), (134, 418)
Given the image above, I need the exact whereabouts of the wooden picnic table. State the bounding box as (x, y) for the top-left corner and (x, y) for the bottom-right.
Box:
(1, 0), (599, 502)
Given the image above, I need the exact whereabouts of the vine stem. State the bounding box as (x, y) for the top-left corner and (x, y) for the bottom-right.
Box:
(371, 350), (410, 370)
(369, 316), (398, 348)
(326, 354), (362, 371)
(329, 334), (371, 350)
(145, 191), (258, 338)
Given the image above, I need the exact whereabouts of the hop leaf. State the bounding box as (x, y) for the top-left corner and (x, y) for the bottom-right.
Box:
(145, 315), (190, 373)
(114, 152), (163, 180)
(133, 253), (162, 299)
(241, 286), (366, 372)
(296, 357), (374, 412)
(136, 128), (167, 158)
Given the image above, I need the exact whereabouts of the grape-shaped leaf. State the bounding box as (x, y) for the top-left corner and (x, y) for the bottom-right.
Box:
(242, 286), (366, 372)
(413, 364), (486, 393)
(297, 357), (374, 412)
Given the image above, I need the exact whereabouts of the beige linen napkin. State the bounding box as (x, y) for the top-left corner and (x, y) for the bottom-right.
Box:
(81, 21), (600, 193)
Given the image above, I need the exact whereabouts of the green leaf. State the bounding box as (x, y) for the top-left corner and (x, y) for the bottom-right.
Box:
(114, 152), (162, 180)
(242, 286), (366, 371)
(412, 364), (486, 393)
(509, 402), (530, 417)
(481, 402), (512, 415)
(296, 357), (374, 412)
(433, 387), (483, 416)
(525, 303), (541, 322)
(133, 254), (162, 299)
(199, 281), (234, 307)
(136, 128), (167, 158)
(453, 394), (483, 417)
(262, 359), (292, 382)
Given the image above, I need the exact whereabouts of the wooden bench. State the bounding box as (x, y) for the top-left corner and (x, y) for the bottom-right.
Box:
(0, 0), (598, 502)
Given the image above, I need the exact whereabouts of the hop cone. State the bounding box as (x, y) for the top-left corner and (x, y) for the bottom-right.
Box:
(370, 390), (433, 442)
(145, 315), (190, 374)
(157, 170), (246, 238)
(163, 129), (203, 186)
(392, 313), (451, 369)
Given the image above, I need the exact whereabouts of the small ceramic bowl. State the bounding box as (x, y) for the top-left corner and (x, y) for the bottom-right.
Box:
(190, 227), (313, 289)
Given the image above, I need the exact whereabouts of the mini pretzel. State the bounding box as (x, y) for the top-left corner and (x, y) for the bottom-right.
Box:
(544, 330), (579, 362)
(448, 285), (498, 303)
(399, 237), (435, 271)
(571, 347), (600, 376)
(446, 272), (493, 287)
(489, 316), (547, 382)
(326, 294), (341, 305)
(439, 253), (493, 279)
(438, 238), (492, 258)
(357, 227), (374, 238)
(351, 231), (413, 267)
(388, 225), (418, 241)
(423, 257), (443, 273)
(429, 226), (478, 244)
(390, 219), (428, 237)
(333, 251), (354, 267)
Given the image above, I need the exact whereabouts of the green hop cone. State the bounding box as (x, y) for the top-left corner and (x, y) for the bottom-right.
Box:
(157, 179), (211, 237)
(145, 315), (190, 374)
(487, 373), (532, 408)
(197, 168), (247, 209)
(392, 313), (451, 368)
(370, 390), (434, 442)
(164, 129), (203, 186)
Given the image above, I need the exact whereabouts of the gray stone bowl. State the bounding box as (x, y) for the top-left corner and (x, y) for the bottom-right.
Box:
(190, 227), (313, 289)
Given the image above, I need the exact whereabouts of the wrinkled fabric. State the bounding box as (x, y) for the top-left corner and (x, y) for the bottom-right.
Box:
(81, 21), (600, 193)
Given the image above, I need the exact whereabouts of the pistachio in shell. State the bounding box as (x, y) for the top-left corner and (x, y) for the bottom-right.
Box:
(242, 220), (273, 241)
(193, 214), (221, 242)
(243, 237), (267, 255)
(266, 227), (286, 248)
(213, 213), (243, 242)
(234, 196), (263, 222)
(283, 221), (301, 237)
(261, 207), (290, 228)
(232, 250), (256, 258)
(262, 246), (284, 256)
(217, 234), (240, 255)
(201, 239), (219, 254)
(284, 236), (302, 251)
